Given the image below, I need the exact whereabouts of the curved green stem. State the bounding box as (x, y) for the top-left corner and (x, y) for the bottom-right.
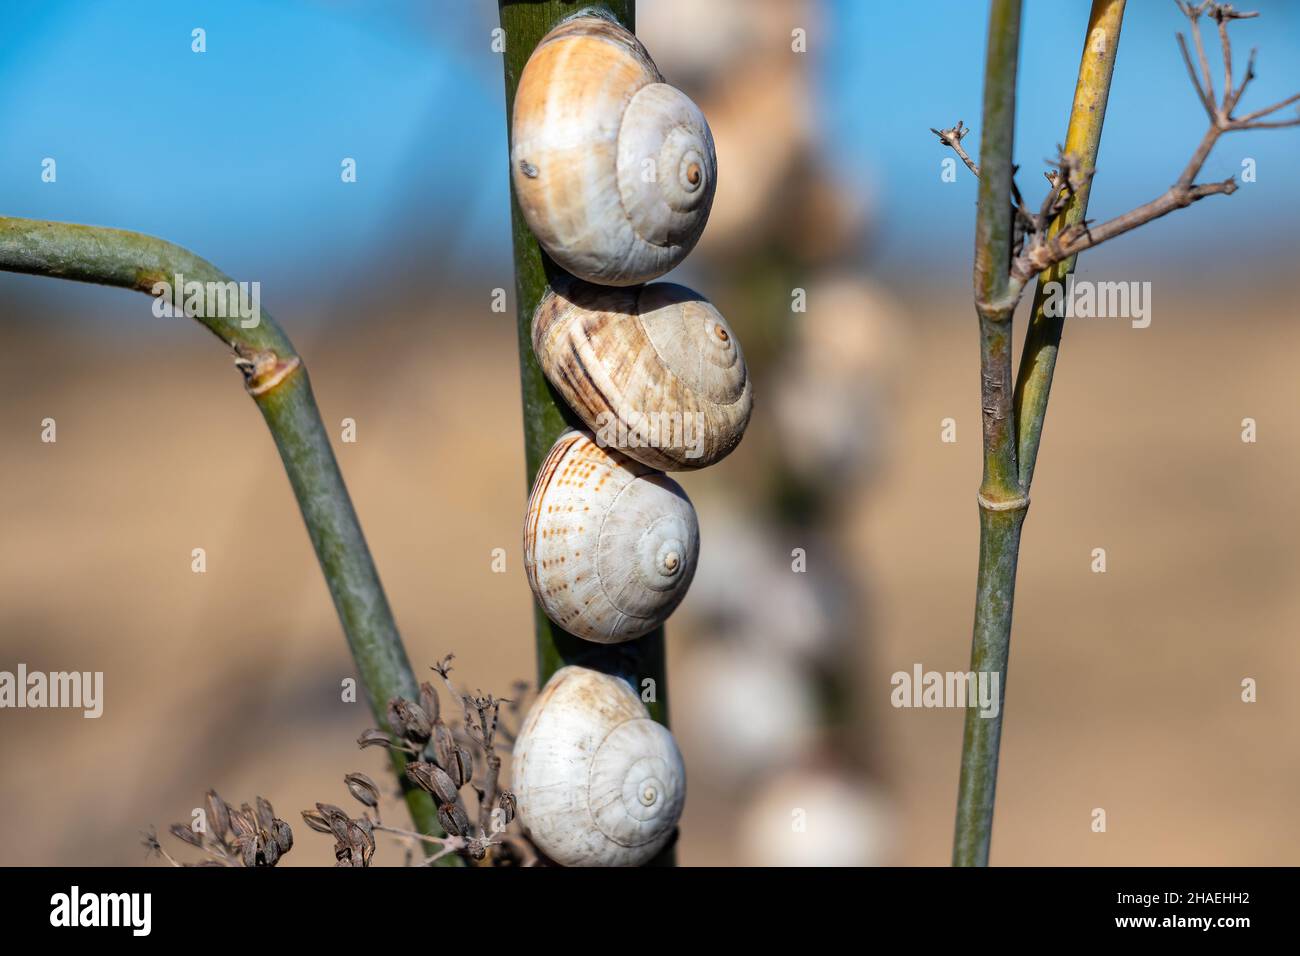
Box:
(0, 216), (444, 845)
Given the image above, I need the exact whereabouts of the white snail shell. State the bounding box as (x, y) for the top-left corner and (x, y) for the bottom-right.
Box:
(512, 665), (685, 866)
(532, 280), (752, 471)
(510, 16), (717, 286)
(524, 429), (699, 643)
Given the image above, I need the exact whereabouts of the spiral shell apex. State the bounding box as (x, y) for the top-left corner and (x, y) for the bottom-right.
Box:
(510, 16), (717, 286)
(512, 666), (685, 867)
(532, 280), (752, 470)
(524, 429), (699, 644)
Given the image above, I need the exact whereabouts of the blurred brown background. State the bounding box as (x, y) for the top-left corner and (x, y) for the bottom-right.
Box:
(1, 0), (1297, 865)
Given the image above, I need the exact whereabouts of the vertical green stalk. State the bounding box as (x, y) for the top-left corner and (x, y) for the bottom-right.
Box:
(971, 0), (1021, 315)
(495, 0), (670, 728)
(954, 0), (1025, 868)
(0, 217), (441, 841)
(954, 0), (1125, 866)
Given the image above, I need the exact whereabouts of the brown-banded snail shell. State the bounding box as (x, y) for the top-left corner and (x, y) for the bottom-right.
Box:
(532, 280), (752, 471)
(512, 665), (685, 867)
(510, 16), (717, 286)
(523, 429), (699, 644)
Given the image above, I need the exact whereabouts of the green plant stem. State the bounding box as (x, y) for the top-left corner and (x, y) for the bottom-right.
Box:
(953, 0), (1125, 866)
(1015, 0), (1126, 487)
(954, 0), (1025, 869)
(0, 216), (446, 847)
(496, 1), (670, 726)
(972, 0), (1021, 316)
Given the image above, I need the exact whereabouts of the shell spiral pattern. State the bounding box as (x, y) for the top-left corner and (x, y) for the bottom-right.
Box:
(533, 279), (752, 470)
(523, 429), (699, 644)
(512, 666), (686, 867)
(510, 16), (717, 286)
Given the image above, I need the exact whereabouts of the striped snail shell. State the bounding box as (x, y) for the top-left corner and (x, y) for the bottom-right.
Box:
(523, 429), (699, 643)
(532, 279), (752, 471)
(510, 15), (717, 286)
(512, 665), (685, 867)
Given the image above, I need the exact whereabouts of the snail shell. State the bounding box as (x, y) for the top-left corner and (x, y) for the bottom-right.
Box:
(532, 280), (752, 471)
(524, 429), (699, 643)
(510, 16), (717, 286)
(512, 665), (685, 866)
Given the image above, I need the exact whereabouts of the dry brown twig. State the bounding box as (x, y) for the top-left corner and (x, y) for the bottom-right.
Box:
(934, 2), (1299, 300)
(932, 120), (1040, 246)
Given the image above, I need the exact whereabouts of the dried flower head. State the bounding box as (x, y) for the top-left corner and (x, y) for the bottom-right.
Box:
(148, 793), (294, 867)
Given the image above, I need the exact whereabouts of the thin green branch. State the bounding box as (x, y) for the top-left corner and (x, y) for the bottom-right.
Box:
(972, 0), (1022, 317)
(0, 216), (447, 851)
(1014, 0), (1126, 488)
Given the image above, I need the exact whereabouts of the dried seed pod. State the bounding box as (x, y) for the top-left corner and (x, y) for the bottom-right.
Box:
(407, 761), (461, 806)
(438, 802), (471, 839)
(511, 16), (716, 285)
(431, 719), (456, 770)
(260, 835), (280, 867)
(446, 747), (473, 789)
(255, 796), (276, 835)
(242, 834), (261, 868)
(524, 430), (699, 643)
(205, 789), (231, 842)
(533, 280), (752, 470)
(420, 681), (441, 723)
(316, 803), (352, 843)
(512, 666), (685, 867)
(271, 819), (294, 854)
(228, 807), (255, 840)
(496, 791), (517, 827)
(389, 698), (431, 743)
(357, 728), (393, 750)
(344, 772), (381, 809)
(301, 809), (333, 834)
(169, 823), (202, 848)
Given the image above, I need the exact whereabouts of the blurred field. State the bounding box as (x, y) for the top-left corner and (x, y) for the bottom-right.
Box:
(1, 275), (1294, 866)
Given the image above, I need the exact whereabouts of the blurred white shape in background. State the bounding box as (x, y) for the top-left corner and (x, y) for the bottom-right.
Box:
(676, 642), (819, 785)
(738, 769), (897, 867)
(687, 511), (842, 663)
(773, 274), (906, 489)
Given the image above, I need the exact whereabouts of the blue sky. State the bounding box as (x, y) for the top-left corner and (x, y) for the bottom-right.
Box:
(2, 0), (1297, 312)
